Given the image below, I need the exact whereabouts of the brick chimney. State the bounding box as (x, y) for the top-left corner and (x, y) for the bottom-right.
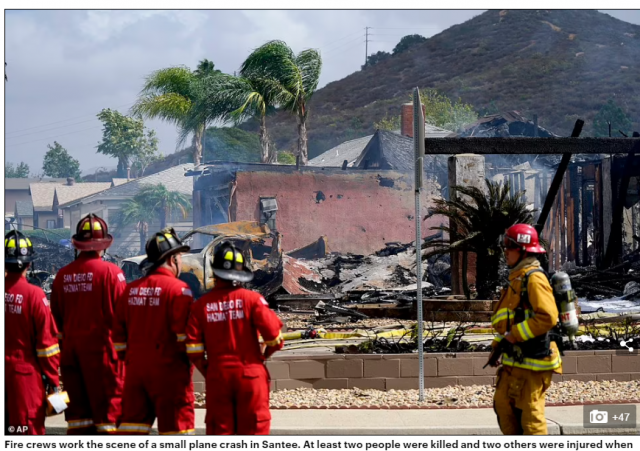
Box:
(66, 177), (75, 186)
(400, 102), (426, 138)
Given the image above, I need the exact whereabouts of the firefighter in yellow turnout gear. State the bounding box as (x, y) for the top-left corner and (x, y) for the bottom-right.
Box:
(490, 224), (562, 435)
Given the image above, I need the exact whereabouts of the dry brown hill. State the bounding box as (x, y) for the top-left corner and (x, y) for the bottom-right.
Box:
(251, 10), (640, 159)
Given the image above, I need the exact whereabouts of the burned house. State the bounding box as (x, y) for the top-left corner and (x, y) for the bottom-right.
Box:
(189, 163), (442, 256)
(543, 154), (640, 271)
(452, 111), (558, 139)
(451, 113), (640, 271)
(426, 133), (640, 276)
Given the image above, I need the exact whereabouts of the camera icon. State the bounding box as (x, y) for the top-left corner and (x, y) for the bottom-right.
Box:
(590, 410), (608, 424)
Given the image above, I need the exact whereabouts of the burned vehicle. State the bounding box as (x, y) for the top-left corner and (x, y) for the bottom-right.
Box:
(120, 221), (283, 299)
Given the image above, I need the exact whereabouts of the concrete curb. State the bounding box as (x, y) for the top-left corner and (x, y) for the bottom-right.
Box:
(269, 426), (556, 436)
(45, 405), (639, 436)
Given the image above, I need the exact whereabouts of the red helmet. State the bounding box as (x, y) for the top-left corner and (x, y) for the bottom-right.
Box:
(504, 224), (546, 254)
(72, 214), (113, 251)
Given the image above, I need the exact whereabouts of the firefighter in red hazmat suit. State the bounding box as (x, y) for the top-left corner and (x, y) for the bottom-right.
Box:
(50, 214), (126, 434)
(186, 241), (284, 435)
(5, 231), (61, 435)
(113, 228), (195, 435)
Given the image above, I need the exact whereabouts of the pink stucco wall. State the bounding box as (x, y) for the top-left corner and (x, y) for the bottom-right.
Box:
(231, 170), (442, 255)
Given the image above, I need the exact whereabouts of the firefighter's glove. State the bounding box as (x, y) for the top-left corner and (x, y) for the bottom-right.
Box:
(513, 345), (525, 364)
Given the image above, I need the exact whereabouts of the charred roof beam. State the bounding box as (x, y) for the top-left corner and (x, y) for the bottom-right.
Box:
(424, 137), (639, 154)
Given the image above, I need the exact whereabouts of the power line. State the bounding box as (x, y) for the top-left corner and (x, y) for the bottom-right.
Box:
(322, 40), (367, 63)
(6, 102), (134, 135)
(370, 27), (439, 30)
(318, 30), (364, 51)
(322, 35), (365, 55)
(6, 118), (100, 140)
(369, 33), (429, 36)
(322, 33), (365, 54)
(323, 40), (365, 59)
(7, 126), (103, 147)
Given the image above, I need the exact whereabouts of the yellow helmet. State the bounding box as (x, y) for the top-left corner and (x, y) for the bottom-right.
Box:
(5, 230), (35, 267)
(211, 241), (254, 282)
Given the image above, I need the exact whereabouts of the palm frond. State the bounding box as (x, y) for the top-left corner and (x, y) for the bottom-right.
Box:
(295, 49), (322, 98)
(241, 41), (297, 82)
(138, 66), (194, 99)
(131, 93), (192, 124)
(115, 198), (153, 230)
(240, 40), (321, 117)
(134, 183), (192, 220)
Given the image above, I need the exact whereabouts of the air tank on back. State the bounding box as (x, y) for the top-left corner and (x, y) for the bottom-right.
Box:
(551, 271), (580, 347)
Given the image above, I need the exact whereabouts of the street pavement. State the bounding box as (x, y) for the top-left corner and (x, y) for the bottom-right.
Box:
(45, 404), (639, 435)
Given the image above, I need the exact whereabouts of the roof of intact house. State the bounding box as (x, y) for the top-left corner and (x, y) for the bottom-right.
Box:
(111, 178), (131, 187)
(354, 129), (416, 171)
(308, 124), (453, 168)
(61, 164), (194, 207)
(308, 135), (373, 168)
(15, 200), (34, 217)
(54, 183), (113, 207)
(6, 178), (66, 191)
(30, 182), (63, 212)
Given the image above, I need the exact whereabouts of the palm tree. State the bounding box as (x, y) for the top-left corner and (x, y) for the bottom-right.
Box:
(194, 59), (219, 78)
(116, 184), (192, 253)
(131, 60), (221, 166)
(116, 198), (154, 254)
(183, 73), (280, 163)
(240, 40), (322, 165)
(137, 184), (192, 229)
(424, 179), (535, 300)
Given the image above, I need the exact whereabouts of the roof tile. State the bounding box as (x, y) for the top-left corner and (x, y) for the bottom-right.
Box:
(30, 183), (63, 211)
(7, 178), (66, 191)
(61, 164), (194, 207)
(55, 183), (112, 206)
(15, 200), (34, 217)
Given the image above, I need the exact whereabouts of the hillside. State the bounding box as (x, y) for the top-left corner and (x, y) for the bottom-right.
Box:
(255, 10), (640, 159)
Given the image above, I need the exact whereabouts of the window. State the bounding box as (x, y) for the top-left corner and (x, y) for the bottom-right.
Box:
(46, 220), (56, 229)
(259, 197), (278, 231)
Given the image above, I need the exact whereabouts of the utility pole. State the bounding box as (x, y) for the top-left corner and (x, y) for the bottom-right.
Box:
(365, 27), (370, 67)
(413, 87), (425, 402)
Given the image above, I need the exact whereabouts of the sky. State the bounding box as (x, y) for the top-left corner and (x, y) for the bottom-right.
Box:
(4, 9), (640, 176)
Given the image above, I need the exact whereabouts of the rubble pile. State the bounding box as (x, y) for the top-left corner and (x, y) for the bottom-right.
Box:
(276, 241), (455, 326)
(569, 267), (640, 299)
(29, 236), (75, 277)
(289, 241), (451, 298)
(565, 266), (640, 315)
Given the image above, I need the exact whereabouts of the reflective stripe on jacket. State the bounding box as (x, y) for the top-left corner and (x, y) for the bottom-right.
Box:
(491, 259), (562, 373)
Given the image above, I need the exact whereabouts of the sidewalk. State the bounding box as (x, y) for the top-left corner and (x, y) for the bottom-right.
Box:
(45, 404), (639, 435)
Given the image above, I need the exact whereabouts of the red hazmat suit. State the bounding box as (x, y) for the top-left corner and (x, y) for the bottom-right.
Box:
(113, 267), (195, 435)
(186, 286), (283, 435)
(50, 253), (126, 434)
(5, 273), (60, 435)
